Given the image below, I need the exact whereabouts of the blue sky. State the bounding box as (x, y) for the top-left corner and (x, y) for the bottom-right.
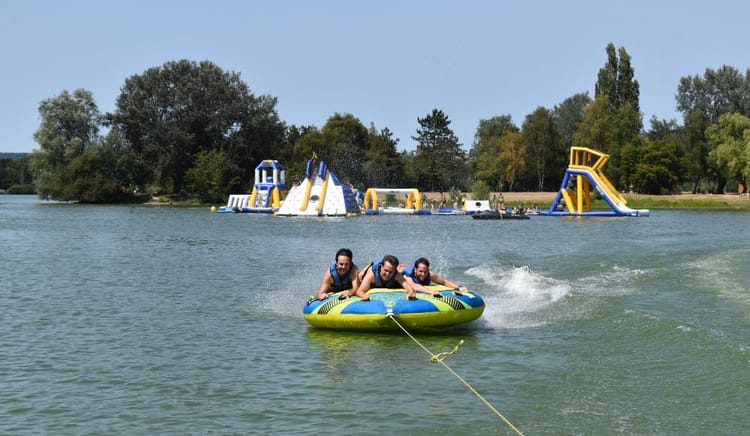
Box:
(2, 0), (749, 154)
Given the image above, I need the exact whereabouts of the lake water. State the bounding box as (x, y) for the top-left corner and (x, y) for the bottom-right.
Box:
(2, 195), (749, 435)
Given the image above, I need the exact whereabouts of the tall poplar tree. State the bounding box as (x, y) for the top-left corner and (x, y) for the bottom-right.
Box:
(595, 43), (640, 112)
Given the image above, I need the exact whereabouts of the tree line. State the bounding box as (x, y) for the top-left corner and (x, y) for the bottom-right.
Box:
(3, 43), (750, 202)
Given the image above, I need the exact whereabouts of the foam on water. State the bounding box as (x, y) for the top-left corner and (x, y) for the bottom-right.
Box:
(683, 247), (750, 304)
(572, 264), (648, 297)
(466, 263), (572, 329)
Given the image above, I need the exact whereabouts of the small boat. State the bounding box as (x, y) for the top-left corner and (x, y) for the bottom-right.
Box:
(471, 210), (530, 220)
(303, 285), (485, 331)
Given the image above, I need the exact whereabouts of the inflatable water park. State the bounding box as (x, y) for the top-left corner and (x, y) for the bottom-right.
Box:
(275, 157), (361, 217)
(303, 285), (485, 331)
(540, 146), (650, 217)
(216, 160), (287, 213)
(215, 146), (645, 218)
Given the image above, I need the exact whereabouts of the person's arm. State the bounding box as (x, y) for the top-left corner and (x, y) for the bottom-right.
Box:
(349, 266), (361, 294)
(403, 275), (432, 294)
(397, 273), (418, 298)
(317, 270), (333, 299)
(351, 269), (374, 300)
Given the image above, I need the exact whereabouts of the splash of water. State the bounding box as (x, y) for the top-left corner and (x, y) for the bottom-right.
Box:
(466, 264), (572, 329)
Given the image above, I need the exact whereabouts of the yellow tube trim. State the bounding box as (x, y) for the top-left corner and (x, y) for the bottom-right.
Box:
(315, 171), (329, 212)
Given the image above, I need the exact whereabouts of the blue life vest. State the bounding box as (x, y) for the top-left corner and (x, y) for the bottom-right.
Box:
(329, 260), (354, 292)
(401, 263), (431, 285)
(372, 260), (398, 288)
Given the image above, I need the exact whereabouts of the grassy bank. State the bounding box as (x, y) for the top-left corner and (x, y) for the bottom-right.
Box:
(622, 194), (750, 211)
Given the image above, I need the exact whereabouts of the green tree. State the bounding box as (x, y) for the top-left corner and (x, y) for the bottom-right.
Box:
(287, 114), (371, 188)
(109, 59), (284, 193)
(676, 65), (750, 123)
(399, 150), (418, 187)
(31, 89), (133, 202)
(473, 135), (503, 190)
(412, 109), (465, 192)
(320, 113), (369, 187)
(706, 113), (750, 193)
(499, 130), (526, 191)
(573, 95), (618, 152)
(185, 148), (239, 203)
(469, 115), (517, 190)
(681, 110), (713, 193)
(0, 155), (33, 191)
(470, 179), (490, 200)
(631, 138), (681, 194)
(575, 90), (642, 189)
(230, 94), (288, 188)
(290, 128), (325, 179)
(53, 147), (131, 203)
(616, 47), (640, 112)
(592, 43), (643, 172)
(364, 125), (404, 187)
(32, 89), (100, 174)
(285, 125), (319, 179)
(596, 43), (640, 112)
(521, 107), (565, 191)
(552, 92), (592, 149)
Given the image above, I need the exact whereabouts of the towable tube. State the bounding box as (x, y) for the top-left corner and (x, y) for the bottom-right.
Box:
(303, 285), (485, 331)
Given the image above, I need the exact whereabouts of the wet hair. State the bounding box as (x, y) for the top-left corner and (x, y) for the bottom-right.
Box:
(382, 254), (399, 267)
(335, 248), (353, 261)
(414, 257), (430, 269)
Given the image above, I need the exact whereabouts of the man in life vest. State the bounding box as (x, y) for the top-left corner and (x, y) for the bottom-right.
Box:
(316, 248), (360, 300)
(399, 257), (467, 297)
(345, 254), (414, 301)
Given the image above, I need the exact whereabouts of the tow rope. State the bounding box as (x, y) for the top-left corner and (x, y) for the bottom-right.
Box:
(387, 314), (524, 436)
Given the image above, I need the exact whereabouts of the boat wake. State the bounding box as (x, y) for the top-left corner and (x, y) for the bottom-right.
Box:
(466, 264), (572, 329)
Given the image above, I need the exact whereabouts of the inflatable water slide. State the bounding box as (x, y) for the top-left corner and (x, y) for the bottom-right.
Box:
(540, 147), (649, 217)
(275, 158), (361, 217)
